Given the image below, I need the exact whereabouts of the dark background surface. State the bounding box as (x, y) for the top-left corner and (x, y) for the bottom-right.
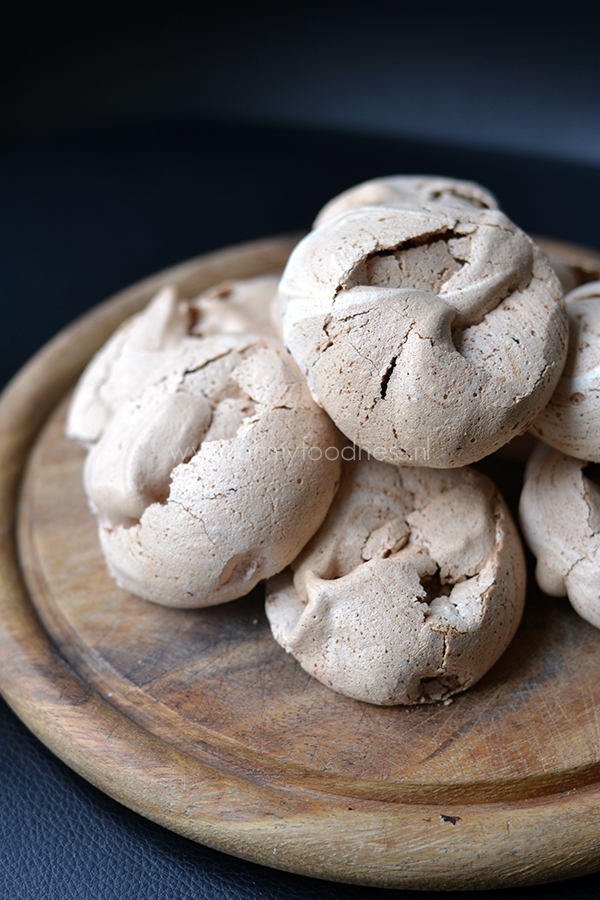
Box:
(2, 2), (600, 897)
(3, 0), (600, 165)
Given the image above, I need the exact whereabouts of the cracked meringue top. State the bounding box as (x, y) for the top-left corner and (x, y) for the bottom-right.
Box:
(83, 331), (343, 607)
(530, 280), (600, 462)
(266, 456), (525, 705)
(314, 174), (499, 228)
(278, 204), (567, 468)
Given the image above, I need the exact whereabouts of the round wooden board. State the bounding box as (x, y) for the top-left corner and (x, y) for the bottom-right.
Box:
(3, 233), (600, 891)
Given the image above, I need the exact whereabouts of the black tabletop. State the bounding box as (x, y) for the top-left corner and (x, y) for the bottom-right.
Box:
(2, 121), (600, 899)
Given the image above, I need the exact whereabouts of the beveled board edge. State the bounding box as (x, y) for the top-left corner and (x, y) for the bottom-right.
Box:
(2, 234), (600, 890)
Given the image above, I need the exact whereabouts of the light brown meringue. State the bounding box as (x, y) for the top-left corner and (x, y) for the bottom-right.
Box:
(266, 457), (525, 705)
(314, 175), (498, 228)
(188, 274), (282, 342)
(520, 442), (600, 629)
(84, 332), (343, 607)
(530, 281), (600, 462)
(67, 274), (281, 445)
(279, 204), (567, 468)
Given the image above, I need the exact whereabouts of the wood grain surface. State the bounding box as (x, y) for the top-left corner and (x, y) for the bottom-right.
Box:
(3, 233), (600, 890)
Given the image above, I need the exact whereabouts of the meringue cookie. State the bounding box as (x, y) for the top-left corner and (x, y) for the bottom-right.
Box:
(520, 441), (600, 629)
(84, 332), (343, 607)
(279, 204), (567, 468)
(530, 281), (600, 461)
(188, 274), (282, 342)
(67, 274), (281, 445)
(266, 457), (525, 705)
(314, 174), (498, 228)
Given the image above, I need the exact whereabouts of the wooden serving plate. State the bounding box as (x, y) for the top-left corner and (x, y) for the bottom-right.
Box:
(3, 233), (600, 891)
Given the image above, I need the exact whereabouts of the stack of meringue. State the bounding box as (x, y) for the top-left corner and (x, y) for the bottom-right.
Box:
(69, 174), (584, 706)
